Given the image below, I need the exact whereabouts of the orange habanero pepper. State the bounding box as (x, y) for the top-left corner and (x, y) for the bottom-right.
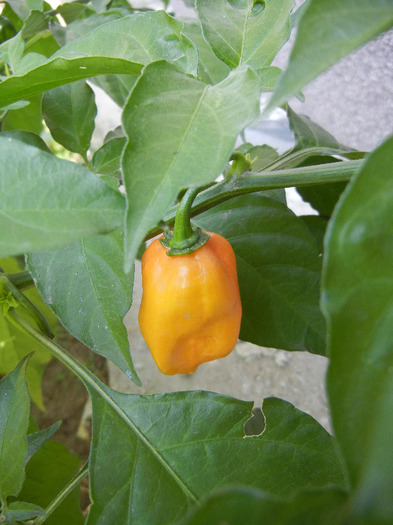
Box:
(138, 188), (242, 375)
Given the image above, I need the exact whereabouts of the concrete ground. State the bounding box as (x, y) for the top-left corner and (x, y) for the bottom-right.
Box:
(98, 1), (393, 432)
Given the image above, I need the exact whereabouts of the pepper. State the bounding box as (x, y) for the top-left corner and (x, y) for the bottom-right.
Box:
(138, 188), (242, 375)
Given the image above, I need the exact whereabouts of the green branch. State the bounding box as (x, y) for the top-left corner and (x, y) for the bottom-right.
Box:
(146, 159), (362, 240)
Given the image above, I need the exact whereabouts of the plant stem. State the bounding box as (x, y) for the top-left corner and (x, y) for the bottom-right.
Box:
(4, 270), (34, 290)
(169, 187), (200, 250)
(146, 159), (362, 240)
(34, 463), (89, 525)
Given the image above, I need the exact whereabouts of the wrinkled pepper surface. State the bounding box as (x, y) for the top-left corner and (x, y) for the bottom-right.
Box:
(138, 231), (242, 375)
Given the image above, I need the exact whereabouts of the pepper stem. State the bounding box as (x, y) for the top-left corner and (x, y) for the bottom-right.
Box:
(160, 187), (209, 256)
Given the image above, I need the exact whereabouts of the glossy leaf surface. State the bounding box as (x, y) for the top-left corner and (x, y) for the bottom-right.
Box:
(86, 389), (345, 524)
(322, 136), (393, 523)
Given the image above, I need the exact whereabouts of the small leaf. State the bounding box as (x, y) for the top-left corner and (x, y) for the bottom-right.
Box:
(196, 193), (326, 355)
(4, 501), (45, 522)
(196, 0), (294, 73)
(92, 137), (126, 175)
(42, 80), (97, 156)
(0, 357), (30, 502)
(0, 11), (197, 107)
(265, 0), (393, 113)
(27, 229), (140, 384)
(86, 389), (345, 524)
(122, 61), (260, 270)
(0, 136), (125, 257)
(26, 421), (62, 463)
(2, 94), (43, 135)
(322, 135), (393, 522)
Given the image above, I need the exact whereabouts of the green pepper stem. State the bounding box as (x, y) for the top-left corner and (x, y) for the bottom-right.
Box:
(170, 188), (200, 251)
(160, 187), (210, 256)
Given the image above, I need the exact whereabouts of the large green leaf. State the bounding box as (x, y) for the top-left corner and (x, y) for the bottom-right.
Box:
(27, 229), (140, 384)
(0, 357), (30, 502)
(0, 136), (124, 257)
(196, 193), (326, 355)
(122, 61), (260, 270)
(265, 0), (393, 113)
(0, 11), (197, 106)
(19, 440), (84, 525)
(182, 486), (349, 525)
(86, 391), (345, 524)
(196, 0), (294, 74)
(42, 80), (97, 157)
(322, 136), (393, 523)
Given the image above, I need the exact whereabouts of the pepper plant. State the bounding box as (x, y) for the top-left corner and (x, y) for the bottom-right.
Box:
(0, 0), (393, 523)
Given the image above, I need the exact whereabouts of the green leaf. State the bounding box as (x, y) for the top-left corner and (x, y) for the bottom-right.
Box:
(2, 94), (43, 135)
(195, 193), (326, 355)
(300, 215), (327, 254)
(196, 0), (294, 73)
(19, 440), (84, 525)
(182, 486), (349, 525)
(288, 106), (343, 151)
(42, 80), (97, 156)
(0, 136), (125, 258)
(182, 20), (230, 84)
(26, 421), (62, 462)
(0, 11), (197, 107)
(0, 357), (30, 502)
(92, 137), (126, 175)
(122, 61), (260, 270)
(6, 0), (43, 21)
(265, 0), (393, 113)
(322, 135), (393, 523)
(86, 390), (345, 524)
(27, 229), (140, 384)
(4, 501), (45, 522)
(0, 130), (51, 151)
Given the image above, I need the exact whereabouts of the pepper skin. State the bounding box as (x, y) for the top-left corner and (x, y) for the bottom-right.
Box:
(138, 232), (242, 375)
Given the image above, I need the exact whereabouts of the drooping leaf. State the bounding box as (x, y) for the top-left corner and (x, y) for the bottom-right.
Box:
(265, 0), (393, 113)
(27, 229), (140, 384)
(0, 136), (125, 257)
(195, 193), (326, 355)
(6, 0), (43, 21)
(0, 11), (197, 107)
(182, 485), (349, 525)
(196, 0), (294, 75)
(19, 440), (84, 525)
(122, 61), (260, 270)
(86, 390), (345, 524)
(0, 357), (30, 502)
(42, 80), (97, 156)
(322, 135), (393, 523)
